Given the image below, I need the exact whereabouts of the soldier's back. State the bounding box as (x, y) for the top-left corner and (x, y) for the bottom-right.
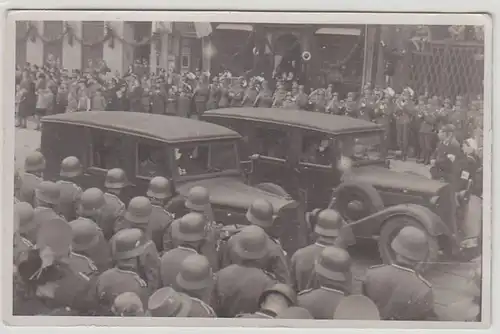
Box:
(188, 297), (217, 317)
(31, 207), (67, 243)
(56, 180), (83, 221)
(291, 243), (324, 292)
(19, 173), (42, 206)
(160, 246), (198, 287)
(100, 193), (126, 239)
(298, 287), (346, 319)
(96, 267), (150, 307)
(215, 264), (276, 318)
(69, 252), (99, 277)
(149, 205), (174, 252)
(363, 264), (433, 320)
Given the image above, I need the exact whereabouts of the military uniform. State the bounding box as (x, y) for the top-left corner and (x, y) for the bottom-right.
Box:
(214, 264), (277, 317)
(149, 205), (174, 253)
(298, 286), (346, 319)
(290, 242), (330, 292)
(69, 252), (99, 277)
(18, 172), (43, 206)
(187, 297), (217, 317)
(96, 267), (150, 308)
(31, 207), (67, 243)
(362, 264), (435, 320)
(56, 180), (83, 221)
(419, 106), (437, 164)
(100, 192), (126, 240)
(160, 245), (199, 287)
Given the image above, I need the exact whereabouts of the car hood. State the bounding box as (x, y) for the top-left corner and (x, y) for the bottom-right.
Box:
(345, 165), (446, 195)
(177, 177), (296, 212)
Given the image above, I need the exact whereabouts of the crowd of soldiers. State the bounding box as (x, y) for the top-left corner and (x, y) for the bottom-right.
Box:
(13, 150), (482, 320)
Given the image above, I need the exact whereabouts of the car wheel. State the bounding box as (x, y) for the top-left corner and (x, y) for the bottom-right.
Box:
(378, 215), (440, 273)
(336, 182), (384, 222)
(255, 182), (291, 199)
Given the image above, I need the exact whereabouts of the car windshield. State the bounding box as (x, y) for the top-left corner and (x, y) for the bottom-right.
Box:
(175, 141), (239, 177)
(339, 133), (384, 161)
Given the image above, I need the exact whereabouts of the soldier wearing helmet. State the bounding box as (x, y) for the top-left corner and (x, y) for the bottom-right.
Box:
(333, 295), (380, 320)
(18, 151), (45, 206)
(146, 177), (175, 252)
(214, 225), (277, 317)
(96, 228), (152, 309)
(175, 254), (216, 307)
(56, 156), (84, 221)
(362, 226), (436, 320)
(111, 292), (145, 317)
(78, 188), (114, 240)
(32, 181), (68, 239)
(69, 217), (111, 274)
(431, 124), (464, 187)
(222, 199), (291, 285)
(101, 168), (127, 238)
(147, 286), (215, 318)
(160, 212), (218, 287)
(298, 247), (353, 319)
(14, 202), (35, 266)
(291, 209), (352, 292)
(237, 283), (297, 319)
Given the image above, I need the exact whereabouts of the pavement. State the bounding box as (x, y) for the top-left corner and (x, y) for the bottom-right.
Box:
(14, 119), (481, 321)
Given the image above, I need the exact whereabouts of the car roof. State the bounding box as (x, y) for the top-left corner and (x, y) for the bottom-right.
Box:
(203, 108), (384, 135)
(42, 111), (242, 143)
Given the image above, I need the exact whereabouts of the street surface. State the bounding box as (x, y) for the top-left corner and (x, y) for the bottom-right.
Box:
(14, 120), (481, 321)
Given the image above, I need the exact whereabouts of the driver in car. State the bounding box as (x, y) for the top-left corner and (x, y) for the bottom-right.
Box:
(139, 149), (165, 178)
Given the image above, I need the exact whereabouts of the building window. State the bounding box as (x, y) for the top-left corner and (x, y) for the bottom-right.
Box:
(181, 45), (191, 69)
(43, 21), (64, 67)
(82, 21), (105, 71)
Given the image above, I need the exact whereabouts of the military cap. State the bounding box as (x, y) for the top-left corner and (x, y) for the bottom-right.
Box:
(35, 181), (60, 205)
(390, 226), (428, 262)
(231, 225), (269, 260)
(105, 168), (129, 189)
(25, 151), (46, 172)
(314, 209), (343, 238)
(110, 228), (147, 261)
(314, 247), (352, 282)
(176, 254), (214, 291)
(69, 218), (101, 252)
(259, 283), (297, 307)
(125, 196), (153, 224)
(79, 188), (106, 216)
(276, 306), (314, 319)
(185, 186), (210, 212)
(36, 218), (72, 259)
(246, 199), (274, 228)
(112, 292), (145, 316)
(148, 287), (192, 317)
(334, 295), (380, 320)
(171, 213), (207, 243)
(147, 176), (172, 200)
(15, 201), (35, 234)
(440, 124), (456, 134)
(59, 156), (83, 178)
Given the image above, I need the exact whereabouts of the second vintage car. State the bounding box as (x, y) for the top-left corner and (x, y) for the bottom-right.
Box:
(202, 107), (482, 269)
(40, 111), (310, 256)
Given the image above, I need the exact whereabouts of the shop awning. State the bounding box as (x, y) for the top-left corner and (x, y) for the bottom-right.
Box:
(216, 24), (254, 32)
(315, 27), (362, 36)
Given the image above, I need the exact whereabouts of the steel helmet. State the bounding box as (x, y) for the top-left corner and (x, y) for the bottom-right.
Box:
(176, 254), (213, 291)
(170, 212), (207, 243)
(185, 186), (210, 212)
(60, 156), (83, 178)
(35, 181), (60, 205)
(246, 199), (274, 228)
(147, 176), (172, 200)
(125, 196), (153, 224)
(258, 283), (297, 306)
(112, 292), (144, 316)
(390, 226), (428, 262)
(314, 209), (343, 238)
(110, 228), (147, 261)
(15, 201), (35, 234)
(25, 151), (46, 173)
(148, 287), (191, 317)
(78, 188), (106, 216)
(36, 217), (72, 259)
(231, 225), (269, 261)
(105, 168), (128, 190)
(69, 218), (101, 252)
(314, 246), (352, 282)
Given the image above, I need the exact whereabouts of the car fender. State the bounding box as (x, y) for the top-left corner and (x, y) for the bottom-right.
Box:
(348, 203), (451, 238)
(334, 180), (384, 221)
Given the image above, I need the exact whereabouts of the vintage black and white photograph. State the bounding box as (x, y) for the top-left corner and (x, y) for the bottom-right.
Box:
(5, 10), (491, 327)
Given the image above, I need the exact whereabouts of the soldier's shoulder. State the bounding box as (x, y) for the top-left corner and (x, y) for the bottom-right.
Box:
(71, 252), (98, 272)
(106, 268), (148, 287)
(368, 264), (387, 271)
(298, 288), (314, 296)
(190, 297), (216, 316)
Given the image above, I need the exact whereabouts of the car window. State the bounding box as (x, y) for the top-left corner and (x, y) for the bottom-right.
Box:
(255, 127), (288, 160)
(175, 141), (238, 177)
(136, 142), (170, 179)
(89, 130), (123, 170)
(338, 132), (384, 161)
(300, 134), (333, 166)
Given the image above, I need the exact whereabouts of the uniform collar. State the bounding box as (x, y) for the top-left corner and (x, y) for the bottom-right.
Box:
(177, 246), (198, 253)
(314, 241), (329, 247)
(320, 286), (345, 295)
(391, 263), (416, 274)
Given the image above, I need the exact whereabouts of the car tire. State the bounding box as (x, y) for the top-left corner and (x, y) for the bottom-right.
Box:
(255, 182), (291, 199)
(335, 182), (384, 222)
(378, 215), (440, 273)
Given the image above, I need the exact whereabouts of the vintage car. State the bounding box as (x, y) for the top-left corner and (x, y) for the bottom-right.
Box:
(202, 108), (482, 267)
(40, 111), (310, 256)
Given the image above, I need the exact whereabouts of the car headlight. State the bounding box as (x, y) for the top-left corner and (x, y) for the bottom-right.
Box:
(430, 196), (439, 206)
